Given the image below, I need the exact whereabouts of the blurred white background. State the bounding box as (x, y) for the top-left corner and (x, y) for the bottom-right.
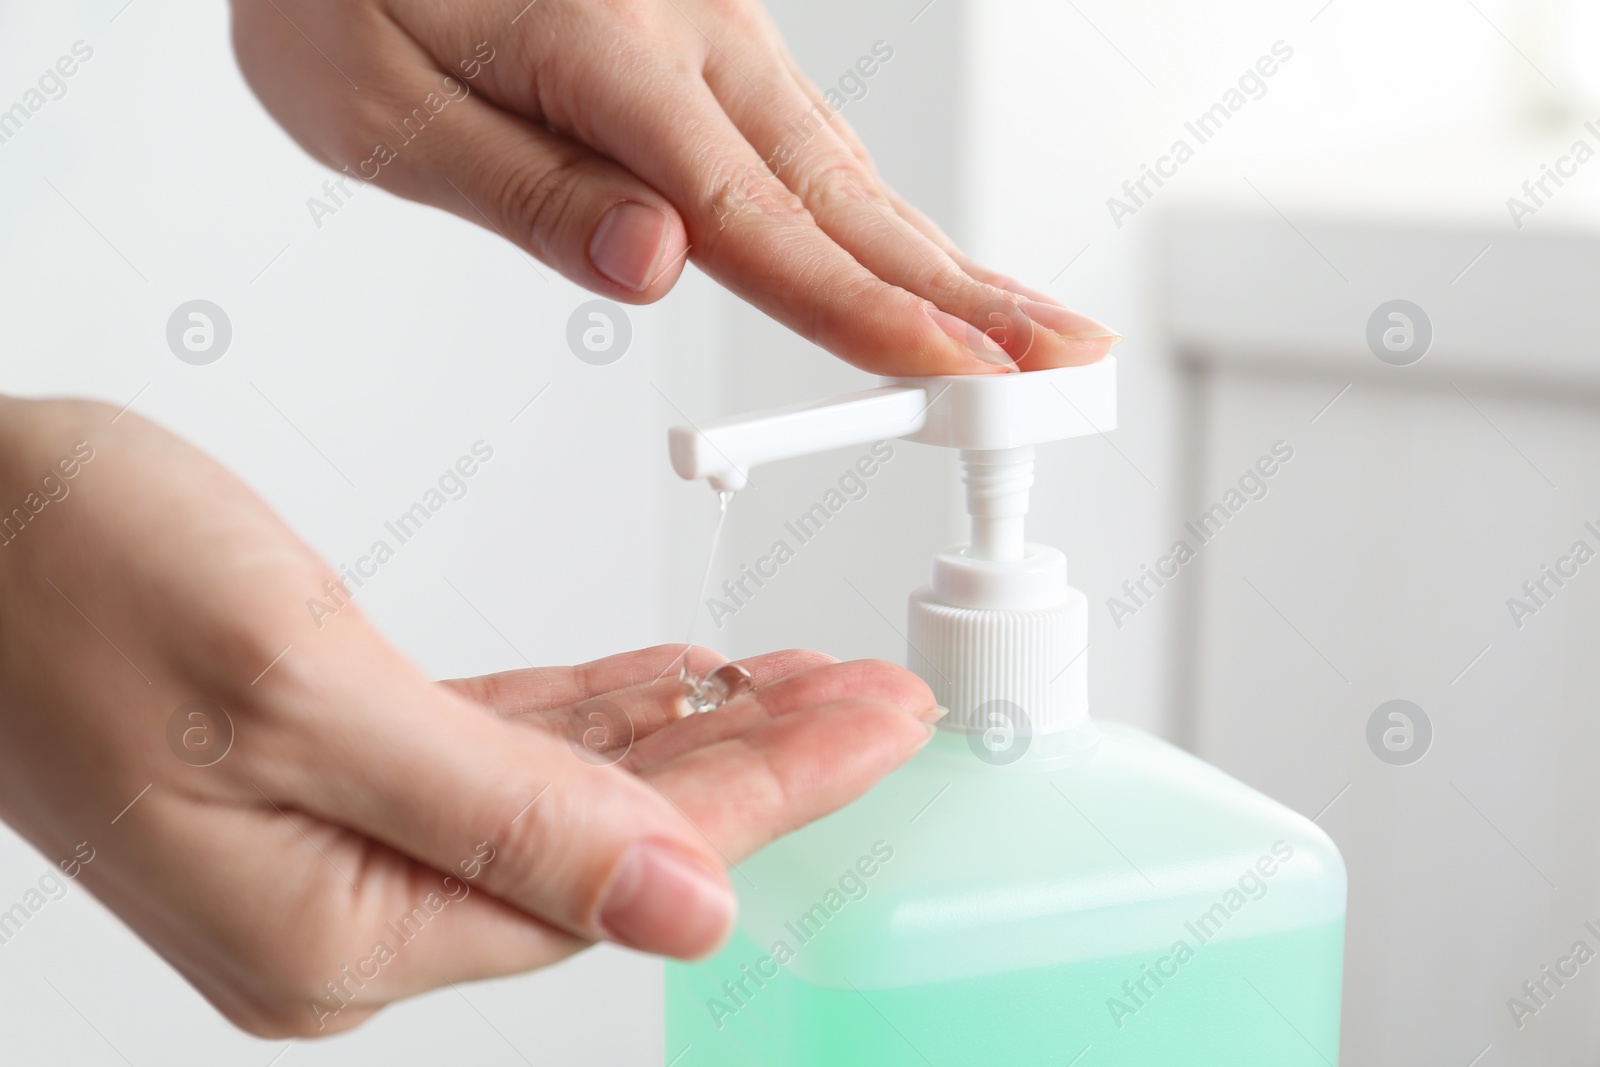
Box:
(3, 0), (1599, 1062)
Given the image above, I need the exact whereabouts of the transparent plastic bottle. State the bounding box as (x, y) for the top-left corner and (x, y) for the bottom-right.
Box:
(662, 359), (1345, 1064)
(665, 719), (1346, 1067)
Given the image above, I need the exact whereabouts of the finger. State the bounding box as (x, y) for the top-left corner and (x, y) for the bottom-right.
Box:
(659, 84), (1009, 375)
(240, 7), (692, 302)
(553, 653), (934, 767)
(768, 58), (1122, 370)
(878, 183), (1121, 369)
(440, 643), (730, 718)
(642, 698), (935, 861)
(705, 58), (1039, 366)
(887, 188), (1121, 370)
(509, 59), (1008, 374)
(623, 657), (940, 773)
(404, 94), (692, 301)
(259, 645), (738, 960)
(374, 5), (1013, 374)
(442, 644), (833, 718)
(446, 648), (838, 751)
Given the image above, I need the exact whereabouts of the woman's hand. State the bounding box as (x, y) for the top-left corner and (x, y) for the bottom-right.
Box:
(0, 397), (940, 1036)
(228, 0), (1119, 375)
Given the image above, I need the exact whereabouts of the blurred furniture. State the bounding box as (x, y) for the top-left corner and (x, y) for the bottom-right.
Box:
(1164, 212), (1600, 1065)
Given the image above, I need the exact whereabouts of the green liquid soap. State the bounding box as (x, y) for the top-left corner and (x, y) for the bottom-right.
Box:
(667, 721), (1345, 1067)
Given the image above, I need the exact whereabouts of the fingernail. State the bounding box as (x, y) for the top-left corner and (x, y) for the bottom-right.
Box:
(590, 202), (669, 292)
(919, 703), (951, 723)
(598, 841), (735, 958)
(997, 276), (1066, 307)
(1020, 300), (1121, 342)
(925, 306), (1013, 366)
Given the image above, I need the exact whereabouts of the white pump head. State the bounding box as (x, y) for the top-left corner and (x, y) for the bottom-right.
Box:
(668, 359), (1117, 738)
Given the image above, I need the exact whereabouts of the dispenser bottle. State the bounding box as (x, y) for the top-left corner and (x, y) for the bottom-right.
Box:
(663, 359), (1346, 1066)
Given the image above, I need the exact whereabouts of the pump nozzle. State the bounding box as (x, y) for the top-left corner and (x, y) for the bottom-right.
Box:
(669, 359), (1115, 488)
(668, 385), (929, 492)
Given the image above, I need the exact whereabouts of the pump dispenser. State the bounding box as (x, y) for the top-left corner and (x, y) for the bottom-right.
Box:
(669, 361), (1113, 738)
(664, 359), (1346, 1067)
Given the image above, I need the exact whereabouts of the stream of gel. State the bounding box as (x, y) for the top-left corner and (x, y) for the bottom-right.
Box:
(679, 489), (735, 711)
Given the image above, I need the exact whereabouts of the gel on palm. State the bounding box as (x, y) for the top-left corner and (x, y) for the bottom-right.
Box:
(663, 360), (1345, 1066)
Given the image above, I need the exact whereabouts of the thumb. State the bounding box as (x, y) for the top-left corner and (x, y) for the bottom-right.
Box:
(412, 92), (688, 300)
(378, 67), (690, 301)
(233, 0), (689, 302)
(269, 655), (735, 959)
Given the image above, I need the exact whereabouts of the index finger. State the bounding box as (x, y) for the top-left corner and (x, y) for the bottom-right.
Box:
(440, 644), (836, 718)
(566, 71), (1010, 376)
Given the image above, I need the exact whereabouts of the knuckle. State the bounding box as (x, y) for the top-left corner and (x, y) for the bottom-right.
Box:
(500, 155), (588, 259)
(703, 164), (807, 246)
(791, 160), (967, 297)
(795, 158), (876, 212)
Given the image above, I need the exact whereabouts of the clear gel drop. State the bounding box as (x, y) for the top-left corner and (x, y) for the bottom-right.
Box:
(679, 489), (744, 712)
(682, 661), (754, 715)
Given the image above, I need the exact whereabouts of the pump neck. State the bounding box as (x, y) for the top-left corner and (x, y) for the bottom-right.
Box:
(961, 446), (1034, 563)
